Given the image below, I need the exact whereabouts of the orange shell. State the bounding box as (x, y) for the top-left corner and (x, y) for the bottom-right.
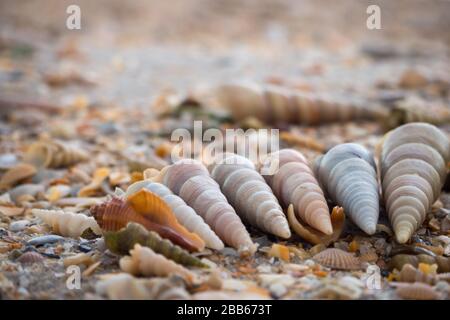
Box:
(313, 248), (362, 270)
(91, 189), (205, 252)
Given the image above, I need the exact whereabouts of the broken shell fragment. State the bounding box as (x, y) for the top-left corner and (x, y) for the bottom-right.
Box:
(24, 139), (88, 168)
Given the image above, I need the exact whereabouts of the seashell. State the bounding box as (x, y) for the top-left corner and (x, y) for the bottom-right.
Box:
(287, 205), (345, 246)
(379, 123), (450, 243)
(193, 290), (270, 300)
(314, 143), (379, 235)
(209, 153), (290, 238)
(78, 167), (110, 197)
(24, 139), (88, 168)
(63, 252), (96, 267)
(103, 222), (207, 268)
(395, 282), (441, 300)
(215, 82), (386, 125)
(154, 159), (256, 255)
(9, 184), (45, 203)
(125, 181), (223, 250)
(27, 234), (64, 246)
(32, 208), (102, 238)
(313, 248), (363, 270)
(260, 149), (332, 235)
(16, 251), (45, 264)
(45, 184), (72, 202)
(120, 244), (195, 282)
(90, 189), (205, 252)
(0, 163), (37, 189)
(436, 256), (450, 273)
(397, 264), (437, 285)
(96, 273), (191, 300)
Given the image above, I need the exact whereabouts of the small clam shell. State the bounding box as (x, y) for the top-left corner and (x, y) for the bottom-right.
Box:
(395, 282), (441, 300)
(16, 251), (45, 264)
(0, 163), (37, 189)
(313, 248), (362, 270)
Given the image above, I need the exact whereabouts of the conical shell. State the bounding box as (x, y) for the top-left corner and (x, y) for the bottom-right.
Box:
(313, 248), (363, 270)
(209, 153), (290, 239)
(379, 123), (450, 243)
(215, 82), (386, 125)
(260, 149), (332, 235)
(125, 180), (223, 250)
(159, 159), (256, 255)
(395, 282), (441, 300)
(24, 139), (88, 168)
(314, 143), (379, 235)
(32, 208), (102, 238)
(120, 244), (195, 282)
(103, 222), (207, 268)
(90, 189), (205, 252)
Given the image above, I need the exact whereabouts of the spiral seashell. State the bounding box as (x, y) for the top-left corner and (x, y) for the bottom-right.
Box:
(389, 254), (450, 273)
(155, 159), (256, 255)
(215, 82), (386, 125)
(312, 248), (363, 270)
(397, 264), (437, 285)
(260, 149), (332, 235)
(120, 244), (195, 282)
(209, 153), (290, 239)
(24, 139), (88, 168)
(379, 123), (450, 243)
(32, 208), (102, 238)
(125, 181), (224, 250)
(104, 222), (207, 268)
(90, 189), (205, 252)
(395, 282), (441, 300)
(16, 251), (45, 264)
(314, 143), (379, 235)
(96, 273), (191, 300)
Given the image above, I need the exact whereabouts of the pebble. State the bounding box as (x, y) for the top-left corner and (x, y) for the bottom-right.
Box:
(27, 235), (64, 246)
(9, 220), (30, 232)
(220, 247), (239, 257)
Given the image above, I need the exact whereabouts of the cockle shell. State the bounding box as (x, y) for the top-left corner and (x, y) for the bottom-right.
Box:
(90, 189), (205, 252)
(260, 149), (332, 235)
(209, 153), (290, 239)
(314, 143), (379, 235)
(104, 222), (207, 268)
(24, 139), (88, 168)
(287, 205), (345, 246)
(16, 251), (45, 264)
(215, 82), (386, 125)
(395, 282), (441, 300)
(120, 244), (195, 282)
(32, 208), (102, 238)
(0, 163), (36, 189)
(397, 264), (437, 285)
(154, 159), (256, 255)
(125, 180), (224, 250)
(379, 123), (450, 243)
(313, 248), (363, 270)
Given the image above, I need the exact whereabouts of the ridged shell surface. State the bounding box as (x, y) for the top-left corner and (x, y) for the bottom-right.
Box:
(312, 248), (362, 270)
(314, 143), (379, 235)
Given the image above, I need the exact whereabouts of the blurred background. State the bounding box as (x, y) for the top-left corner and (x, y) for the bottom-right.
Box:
(0, 0), (449, 108)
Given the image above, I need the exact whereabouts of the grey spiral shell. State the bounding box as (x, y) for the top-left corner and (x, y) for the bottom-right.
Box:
(379, 122), (450, 243)
(209, 153), (291, 239)
(314, 143), (379, 235)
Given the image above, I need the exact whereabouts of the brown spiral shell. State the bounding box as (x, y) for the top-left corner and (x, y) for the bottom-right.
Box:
(215, 82), (386, 125)
(260, 149), (332, 235)
(90, 189), (205, 252)
(312, 248), (363, 270)
(24, 139), (88, 168)
(379, 122), (450, 243)
(397, 264), (437, 285)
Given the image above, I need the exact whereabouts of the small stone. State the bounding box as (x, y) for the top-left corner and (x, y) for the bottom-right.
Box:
(220, 247), (239, 257)
(269, 282), (287, 298)
(27, 235), (64, 246)
(9, 220), (30, 232)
